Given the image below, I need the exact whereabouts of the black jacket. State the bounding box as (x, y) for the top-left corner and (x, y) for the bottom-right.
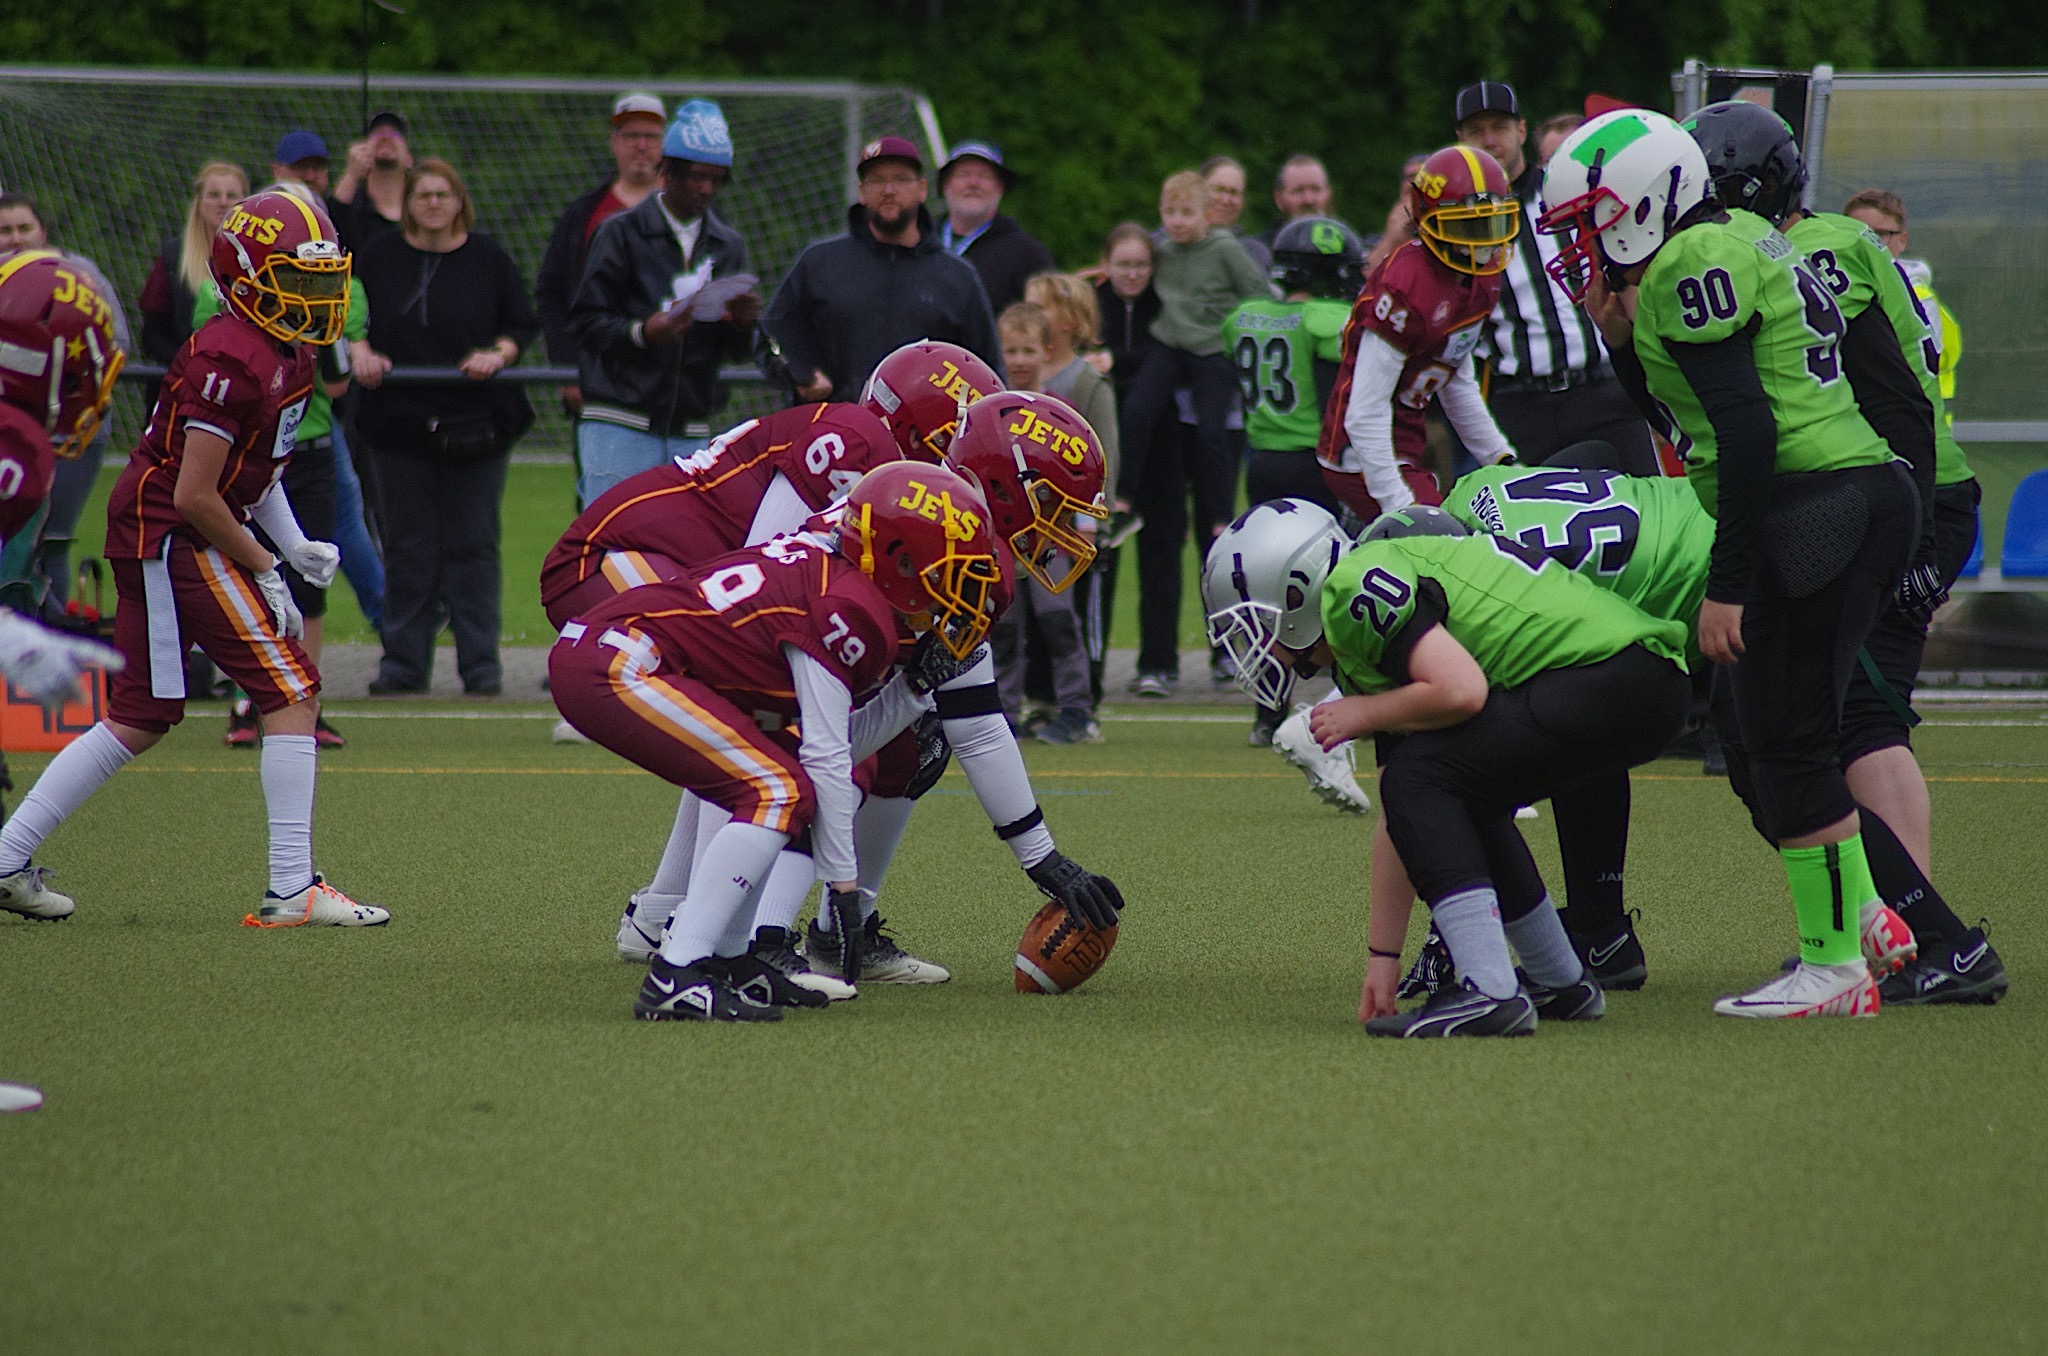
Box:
(535, 181), (613, 368)
(569, 193), (753, 436)
(1095, 278), (1162, 405)
(759, 204), (1003, 405)
(941, 213), (1055, 314)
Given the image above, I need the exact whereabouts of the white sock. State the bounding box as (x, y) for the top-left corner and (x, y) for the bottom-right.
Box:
(261, 733), (318, 898)
(751, 849), (818, 936)
(1502, 895), (1584, 988)
(659, 821), (787, 967)
(0, 723), (134, 873)
(854, 795), (916, 910)
(1431, 888), (1519, 1000)
(645, 792), (702, 897)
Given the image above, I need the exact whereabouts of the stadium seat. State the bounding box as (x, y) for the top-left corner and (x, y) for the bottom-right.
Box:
(1999, 469), (2048, 577)
(1958, 521), (1983, 579)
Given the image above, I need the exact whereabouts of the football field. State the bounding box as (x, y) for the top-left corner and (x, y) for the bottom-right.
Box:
(5, 702), (2045, 1353)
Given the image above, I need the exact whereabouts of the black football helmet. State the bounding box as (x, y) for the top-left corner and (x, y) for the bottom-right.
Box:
(1270, 217), (1366, 298)
(1684, 100), (1809, 226)
(1361, 505), (1468, 542)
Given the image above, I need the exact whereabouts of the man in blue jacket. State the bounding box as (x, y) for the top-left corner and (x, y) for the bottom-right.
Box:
(568, 98), (762, 508)
(760, 136), (1002, 405)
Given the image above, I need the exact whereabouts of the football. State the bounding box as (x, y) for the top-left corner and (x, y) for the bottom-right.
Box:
(1014, 899), (1118, 994)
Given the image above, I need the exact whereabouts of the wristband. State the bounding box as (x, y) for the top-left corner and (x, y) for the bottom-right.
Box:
(1368, 947), (1402, 960)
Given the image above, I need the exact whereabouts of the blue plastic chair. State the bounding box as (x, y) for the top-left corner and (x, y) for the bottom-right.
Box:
(2000, 469), (2048, 577)
(1957, 521), (1983, 579)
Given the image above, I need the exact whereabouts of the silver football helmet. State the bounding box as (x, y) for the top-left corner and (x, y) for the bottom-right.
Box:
(1201, 499), (1351, 709)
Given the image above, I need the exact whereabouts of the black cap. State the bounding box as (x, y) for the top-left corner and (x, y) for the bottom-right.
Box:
(365, 109), (409, 137)
(1454, 81), (1521, 125)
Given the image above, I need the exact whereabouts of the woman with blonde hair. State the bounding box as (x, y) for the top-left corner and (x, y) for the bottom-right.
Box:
(139, 161), (248, 374)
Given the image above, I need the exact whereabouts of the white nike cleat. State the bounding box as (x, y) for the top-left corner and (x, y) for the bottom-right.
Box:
(1858, 901), (1917, 975)
(551, 717), (592, 745)
(0, 865), (75, 921)
(1271, 707), (1371, 815)
(1713, 960), (1879, 1018)
(616, 890), (683, 962)
(243, 875), (390, 928)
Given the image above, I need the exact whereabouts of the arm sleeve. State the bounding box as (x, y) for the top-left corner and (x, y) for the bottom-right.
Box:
(744, 472), (815, 546)
(1840, 305), (1937, 536)
(1668, 330), (1776, 602)
(931, 648), (1057, 868)
(788, 645), (860, 883)
(848, 673), (931, 762)
(1605, 337), (1665, 429)
(249, 479), (311, 554)
(1437, 356), (1517, 465)
(1341, 331), (1416, 512)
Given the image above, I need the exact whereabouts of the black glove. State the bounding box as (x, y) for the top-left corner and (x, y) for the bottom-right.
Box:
(824, 888), (864, 984)
(1025, 851), (1123, 931)
(1895, 559), (1949, 625)
(905, 633), (986, 695)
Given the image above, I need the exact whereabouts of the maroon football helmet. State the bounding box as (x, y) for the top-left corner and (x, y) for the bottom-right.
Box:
(944, 391), (1106, 593)
(0, 248), (124, 459)
(838, 461), (1002, 658)
(860, 339), (1002, 462)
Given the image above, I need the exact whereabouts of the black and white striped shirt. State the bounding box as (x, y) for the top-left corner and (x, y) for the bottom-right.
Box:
(1477, 161), (1609, 381)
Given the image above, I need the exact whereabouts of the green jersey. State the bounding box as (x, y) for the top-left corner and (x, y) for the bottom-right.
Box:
(1320, 533), (1690, 697)
(1225, 296), (1349, 452)
(1787, 212), (1971, 486)
(1444, 465), (1713, 636)
(1634, 209), (1891, 515)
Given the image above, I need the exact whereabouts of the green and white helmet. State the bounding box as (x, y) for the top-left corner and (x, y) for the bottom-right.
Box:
(1536, 108), (1711, 301)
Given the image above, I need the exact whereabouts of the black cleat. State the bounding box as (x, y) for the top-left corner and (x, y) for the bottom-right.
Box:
(633, 956), (783, 1022)
(1878, 924), (2009, 1007)
(1573, 909), (1648, 990)
(719, 938), (849, 1008)
(1366, 978), (1537, 1038)
(1395, 924), (1455, 1000)
(1518, 967), (1606, 1021)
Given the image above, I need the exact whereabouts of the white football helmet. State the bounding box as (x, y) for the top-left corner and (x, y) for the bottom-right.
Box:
(1200, 499), (1351, 709)
(1536, 108), (1710, 301)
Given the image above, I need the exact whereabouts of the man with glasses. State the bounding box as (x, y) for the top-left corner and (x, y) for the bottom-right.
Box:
(759, 136), (1002, 405)
(568, 98), (762, 509)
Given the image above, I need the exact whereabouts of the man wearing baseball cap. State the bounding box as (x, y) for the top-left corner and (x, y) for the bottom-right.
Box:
(568, 97), (761, 507)
(760, 134), (1001, 403)
(271, 131), (332, 198)
(331, 108), (413, 249)
(536, 93), (670, 430)
(1452, 79), (1655, 471)
(936, 140), (1052, 313)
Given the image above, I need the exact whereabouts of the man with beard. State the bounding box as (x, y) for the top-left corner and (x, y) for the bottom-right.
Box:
(329, 109), (412, 251)
(760, 136), (1002, 404)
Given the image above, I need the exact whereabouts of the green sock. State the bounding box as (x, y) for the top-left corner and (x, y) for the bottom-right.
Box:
(1781, 836), (1877, 966)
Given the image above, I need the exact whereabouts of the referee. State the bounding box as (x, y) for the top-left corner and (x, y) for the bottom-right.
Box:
(1452, 81), (1658, 473)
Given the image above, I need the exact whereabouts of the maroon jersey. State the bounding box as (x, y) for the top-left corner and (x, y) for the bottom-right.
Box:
(1318, 240), (1500, 470)
(569, 532), (900, 724)
(105, 313), (314, 561)
(540, 402), (902, 613)
(0, 403), (56, 538)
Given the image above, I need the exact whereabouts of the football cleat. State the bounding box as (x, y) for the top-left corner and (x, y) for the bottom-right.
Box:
(0, 865), (75, 921)
(633, 956), (783, 1023)
(243, 874), (389, 927)
(551, 717), (592, 745)
(1878, 924), (2008, 1007)
(1573, 909), (1648, 991)
(1859, 901), (1918, 976)
(1713, 961), (1879, 1019)
(805, 915), (951, 984)
(313, 716), (346, 750)
(718, 944), (839, 1009)
(223, 699), (260, 748)
(1271, 707), (1371, 814)
(1518, 968), (1606, 1021)
(1366, 978), (1537, 1038)
(1396, 924), (1455, 1000)
(747, 926), (857, 1003)
(616, 890), (681, 963)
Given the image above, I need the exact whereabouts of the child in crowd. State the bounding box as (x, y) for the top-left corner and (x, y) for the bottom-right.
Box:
(988, 302), (1099, 744)
(1024, 271), (1120, 706)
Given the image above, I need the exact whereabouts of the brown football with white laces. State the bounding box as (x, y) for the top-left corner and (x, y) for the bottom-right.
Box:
(1014, 899), (1117, 994)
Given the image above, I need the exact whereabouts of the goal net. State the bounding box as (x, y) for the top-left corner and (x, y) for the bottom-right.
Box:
(0, 67), (947, 450)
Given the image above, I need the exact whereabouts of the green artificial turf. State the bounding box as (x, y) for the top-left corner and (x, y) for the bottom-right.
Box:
(4, 707), (2045, 1353)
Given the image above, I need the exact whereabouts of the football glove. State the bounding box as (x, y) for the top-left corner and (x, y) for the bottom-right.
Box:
(1894, 560), (1949, 625)
(0, 611), (122, 711)
(824, 887), (864, 984)
(286, 540), (342, 590)
(1025, 851), (1123, 931)
(905, 633), (986, 694)
(253, 567), (305, 639)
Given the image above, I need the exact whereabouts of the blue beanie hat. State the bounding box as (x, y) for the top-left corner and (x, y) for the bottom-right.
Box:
(664, 99), (734, 167)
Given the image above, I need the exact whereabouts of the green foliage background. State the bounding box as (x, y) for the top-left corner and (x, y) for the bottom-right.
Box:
(9, 0), (2041, 267)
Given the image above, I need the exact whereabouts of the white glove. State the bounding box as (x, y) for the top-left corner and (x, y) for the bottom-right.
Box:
(286, 540), (341, 590)
(0, 611), (123, 711)
(253, 567), (304, 639)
